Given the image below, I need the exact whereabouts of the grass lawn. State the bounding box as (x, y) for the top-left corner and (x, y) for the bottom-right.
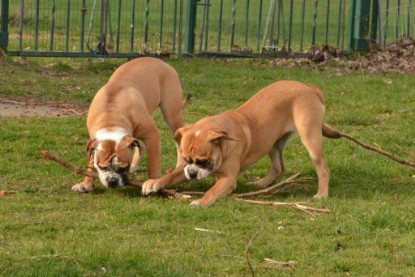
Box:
(0, 56), (414, 276)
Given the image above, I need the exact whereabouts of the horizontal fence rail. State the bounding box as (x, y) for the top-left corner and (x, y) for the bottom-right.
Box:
(1, 0), (415, 58)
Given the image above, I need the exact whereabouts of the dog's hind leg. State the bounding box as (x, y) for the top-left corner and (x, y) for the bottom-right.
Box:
(298, 126), (330, 199)
(254, 133), (293, 187)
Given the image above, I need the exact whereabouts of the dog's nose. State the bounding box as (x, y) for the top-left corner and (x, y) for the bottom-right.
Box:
(187, 168), (198, 179)
(107, 177), (119, 188)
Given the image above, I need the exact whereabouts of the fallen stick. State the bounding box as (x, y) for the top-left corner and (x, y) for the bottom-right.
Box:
(244, 232), (259, 277)
(235, 198), (331, 217)
(263, 258), (295, 270)
(40, 150), (188, 199)
(232, 173), (301, 198)
(338, 131), (415, 168)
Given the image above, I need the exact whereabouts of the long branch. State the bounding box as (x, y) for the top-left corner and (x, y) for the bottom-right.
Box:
(232, 173), (301, 198)
(338, 131), (415, 167)
(40, 150), (188, 199)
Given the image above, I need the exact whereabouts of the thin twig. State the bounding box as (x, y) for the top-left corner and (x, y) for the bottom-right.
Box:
(236, 198), (331, 217)
(339, 131), (415, 167)
(232, 173), (301, 198)
(244, 232), (259, 277)
(27, 253), (81, 268)
(263, 258), (295, 270)
(62, 108), (88, 116)
(40, 150), (188, 199)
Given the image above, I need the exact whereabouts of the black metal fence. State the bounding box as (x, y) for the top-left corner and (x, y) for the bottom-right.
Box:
(1, 0), (414, 58)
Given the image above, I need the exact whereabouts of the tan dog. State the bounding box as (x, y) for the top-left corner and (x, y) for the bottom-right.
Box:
(142, 80), (341, 206)
(72, 57), (184, 192)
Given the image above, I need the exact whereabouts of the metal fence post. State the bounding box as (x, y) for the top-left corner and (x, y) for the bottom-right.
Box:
(185, 0), (198, 54)
(348, 0), (377, 52)
(0, 0), (9, 49)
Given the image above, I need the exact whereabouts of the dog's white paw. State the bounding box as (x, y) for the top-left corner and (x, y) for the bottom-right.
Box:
(142, 179), (164, 195)
(190, 200), (201, 207)
(71, 183), (94, 193)
(313, 193), (328, 199)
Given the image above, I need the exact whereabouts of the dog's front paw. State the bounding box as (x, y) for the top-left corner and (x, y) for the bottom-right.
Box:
(313, 193), (328, 199)
(72, 182), (94, 193)
(190, 200), (201, 207)
(142, 179), (164, 195)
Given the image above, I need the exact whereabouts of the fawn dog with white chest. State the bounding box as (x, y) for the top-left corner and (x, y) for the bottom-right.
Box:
(142, 80), (341, 206)
(72, 57), (185, 192)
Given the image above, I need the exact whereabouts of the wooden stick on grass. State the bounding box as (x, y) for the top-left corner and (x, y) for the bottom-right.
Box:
(232, 173), (301, 198)
(40, 150), (188, 199)
(338, 131), (415, 168)
(244, 232), (259, 277)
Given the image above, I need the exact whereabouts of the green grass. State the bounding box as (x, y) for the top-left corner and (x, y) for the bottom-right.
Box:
(1, 57), (415, 276)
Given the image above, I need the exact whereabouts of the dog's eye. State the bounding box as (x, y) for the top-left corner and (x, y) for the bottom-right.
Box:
(184, 157), (193, 164)
(117, 167), (129, 173)
(98, 165), (109, 171)
(195, 159), (209, 167)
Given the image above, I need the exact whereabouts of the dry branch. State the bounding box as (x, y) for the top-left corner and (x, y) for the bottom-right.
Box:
(338, 131), (415, 168)
(236, 198), (331, 217)
(263, 258), (295, 270)
(244, 232), (259, 277)
(232, 173), (301, 198)
(40, 150), (187, 199)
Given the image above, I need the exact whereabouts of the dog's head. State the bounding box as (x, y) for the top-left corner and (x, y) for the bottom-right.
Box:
(87, 136), (144, 188)
(174, 124), (237, 180)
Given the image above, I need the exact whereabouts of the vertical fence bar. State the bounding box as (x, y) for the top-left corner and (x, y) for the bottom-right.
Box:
(184, 0), (197, 54)
(172, 0), (178, 52)
(159, 0), (164, 49)
(34, 0), (39, 50)
(336, 0), (342, 47)
(288, 0), (293, 51)
(130, 0), (135, 52)
(325, 0), (330, 44)
(340, 0), (346, 51)
(230, 0), (236, 48)
(50, 1), (56, 51)
(384, 0), (389, 43)
(407, 0), (411, 37)
(198, 0), (207, 52)
(204, 0), (210, 51)
(256, 0), (263, 52)
(116, 0), (121, 53)
(80, 0), (86, 52)
(312, 0), (318, 46)
(275, 0), (281, 49)
(178, 0), (183, 54)
(300, 0), (305, 51)
(106, 0), (114, 53)
(370, 0), (378, 42)
(0, 0), (9, 49)
(244, 0), (250, 47)
(378, 0), (384, 47)
(217, 0), (224, 51)
(19, 0), (24, 51)
(145, 0), (149, 47)
(395, 0), (401, 40)
(65, 0), (71, 52)
(100, 0), (108, 55)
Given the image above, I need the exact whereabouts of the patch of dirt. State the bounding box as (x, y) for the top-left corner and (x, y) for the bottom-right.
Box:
(0, 96), (88, 118)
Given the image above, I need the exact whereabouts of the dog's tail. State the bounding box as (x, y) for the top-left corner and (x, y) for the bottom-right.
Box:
(322, 124), (342, 139)
(181, 94), (192, 109)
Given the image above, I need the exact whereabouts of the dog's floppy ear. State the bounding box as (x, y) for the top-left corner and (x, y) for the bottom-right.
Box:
(208, 129), (238, 144)
(120, 136), (145, 173)
(173, 125), (191, 145)
(86, 138), (97, 160)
